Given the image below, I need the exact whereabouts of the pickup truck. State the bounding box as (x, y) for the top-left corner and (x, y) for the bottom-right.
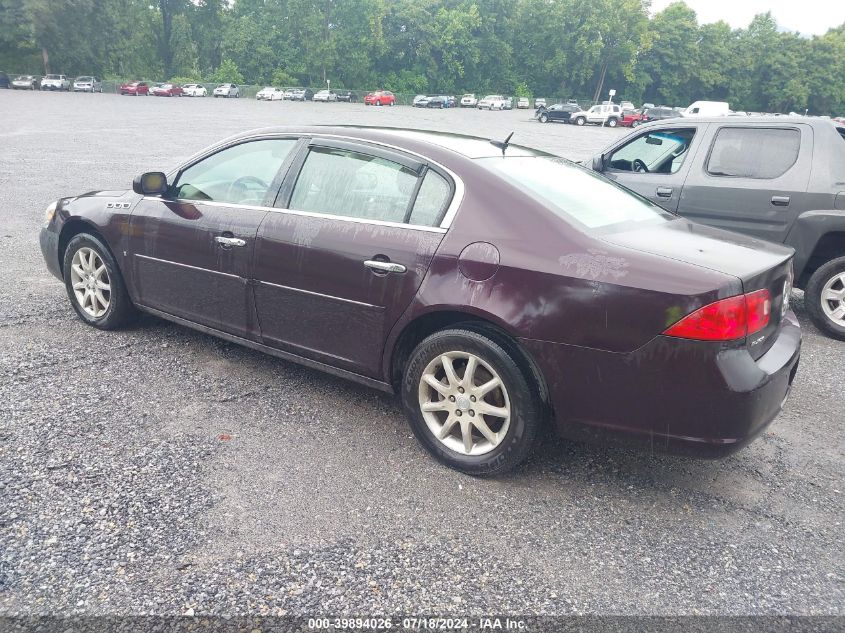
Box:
(588, 116), (845, 339)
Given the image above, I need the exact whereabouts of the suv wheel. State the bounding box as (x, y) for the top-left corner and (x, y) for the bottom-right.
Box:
(575, 116), (586, 126)
(806, 256), (845, 340)
(402, 328), (543, 475)
(607, 117), (618, 127)
(539, 113), (549, 123)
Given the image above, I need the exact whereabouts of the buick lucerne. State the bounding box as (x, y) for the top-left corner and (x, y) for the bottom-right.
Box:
(39, 127), (801, 474)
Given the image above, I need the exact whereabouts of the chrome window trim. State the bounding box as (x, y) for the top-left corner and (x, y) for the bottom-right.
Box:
(164, 131), (465, 230)
(142, 197), (448, 233)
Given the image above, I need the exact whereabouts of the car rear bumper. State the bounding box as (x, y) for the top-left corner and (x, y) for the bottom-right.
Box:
(521, 311), (801, 457)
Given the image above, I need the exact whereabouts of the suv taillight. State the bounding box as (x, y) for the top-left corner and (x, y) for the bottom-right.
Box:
(663, 290), (771, 341)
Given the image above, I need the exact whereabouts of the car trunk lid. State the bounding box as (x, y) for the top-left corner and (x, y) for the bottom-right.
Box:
(602, 218), (794, 359)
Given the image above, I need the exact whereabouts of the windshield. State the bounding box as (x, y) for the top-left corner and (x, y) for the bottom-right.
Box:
(45, 75), (60, 79)
(477, 156), (673, 231)
(77, 76), (92, 81)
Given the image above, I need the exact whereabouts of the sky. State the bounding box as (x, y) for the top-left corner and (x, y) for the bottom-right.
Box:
(649, 0), (845, 36)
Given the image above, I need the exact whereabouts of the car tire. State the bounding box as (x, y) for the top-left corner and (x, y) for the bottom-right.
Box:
(63, 233), (137, 330)
(805, 256), (845, 340)
(401, 327), (544, 476)
(575, 116), (586, 126)
(607, 118), (618, 127)
(631, 120), (640, 128)
(539, 113), (549, 123)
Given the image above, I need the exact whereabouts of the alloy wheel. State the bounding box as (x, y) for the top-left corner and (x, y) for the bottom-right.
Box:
(418, 351), (511, 456)
(821, 272), (845, 325)
(70, 247), (111, 318)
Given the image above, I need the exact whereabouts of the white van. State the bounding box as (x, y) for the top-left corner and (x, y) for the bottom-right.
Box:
(683, 101), (729, 117)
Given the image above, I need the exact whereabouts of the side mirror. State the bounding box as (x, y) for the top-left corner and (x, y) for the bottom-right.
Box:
(591, 154), (605, 172)
(133, 171), (168, 196)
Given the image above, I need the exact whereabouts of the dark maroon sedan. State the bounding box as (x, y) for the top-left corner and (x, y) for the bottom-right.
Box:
(39, 127), (801, 474)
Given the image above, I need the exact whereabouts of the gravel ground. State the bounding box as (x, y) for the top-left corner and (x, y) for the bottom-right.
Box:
(0, 91), (843, 618)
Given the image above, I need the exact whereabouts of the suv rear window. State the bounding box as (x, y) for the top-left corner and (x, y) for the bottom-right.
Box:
(707, 127), (800, 179)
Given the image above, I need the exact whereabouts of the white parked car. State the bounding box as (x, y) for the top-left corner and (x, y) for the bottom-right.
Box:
(534, 98), (546, 108)
(460, 93), (478, 107)
(569, 103), (623, 127)
(11, 75), (39, 89)
(313, 89), (338, 102)
(256, 86), (284, 101)
(41, 74), (70, 91)
(213, 83), (239, 98)
(516, 97), (530, 109)
(72, 76), (102, 92)
(477, 95), (509, 110)
(182, 84), (207, 97)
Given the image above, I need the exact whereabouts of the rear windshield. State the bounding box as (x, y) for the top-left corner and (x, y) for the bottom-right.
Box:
(477, 156), (673, 231)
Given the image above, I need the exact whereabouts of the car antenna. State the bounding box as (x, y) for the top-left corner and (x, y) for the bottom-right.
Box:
(489, 131), (514, 156)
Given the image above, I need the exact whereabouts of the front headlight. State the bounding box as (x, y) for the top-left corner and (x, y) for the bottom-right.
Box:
(44, 200), (58, 226)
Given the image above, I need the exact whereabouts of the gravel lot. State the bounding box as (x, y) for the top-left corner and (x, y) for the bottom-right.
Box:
(0, 91), (843, 618)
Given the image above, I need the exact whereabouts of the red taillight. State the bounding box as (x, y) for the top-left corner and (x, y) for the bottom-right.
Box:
(663, 290), (771, 341)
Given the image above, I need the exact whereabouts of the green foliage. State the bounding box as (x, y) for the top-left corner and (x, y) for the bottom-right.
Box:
(1, 0), (844, 115)
(210, 58), (244, 84)
(271, 68), (297, 87)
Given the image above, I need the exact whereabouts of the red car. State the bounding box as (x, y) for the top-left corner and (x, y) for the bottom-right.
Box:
(151, 83), (183, 97)
(119, 81), (149, 96)
(620, 107), (682, 127)
(364, 90), (395, 106)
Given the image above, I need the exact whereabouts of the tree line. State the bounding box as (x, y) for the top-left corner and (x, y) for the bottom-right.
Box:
(2, 0), (844, 114)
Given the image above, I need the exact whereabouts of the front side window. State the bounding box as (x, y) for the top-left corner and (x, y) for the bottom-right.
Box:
(173, 139), (297, 205)
(608, 128), (696, 174)
(479, 157), (673, 231)
(289, 147), (418, 223)
(707, 127), (801, 179)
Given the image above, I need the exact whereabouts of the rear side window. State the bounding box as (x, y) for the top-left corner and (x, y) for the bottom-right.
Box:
(707, 127), (800, 179)
(289, 147), (418, 223)
(409, 170), (451, 226)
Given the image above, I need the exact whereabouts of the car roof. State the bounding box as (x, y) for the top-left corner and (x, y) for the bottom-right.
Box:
(641, 115), (836, 128)
(218, 126), (553, 160)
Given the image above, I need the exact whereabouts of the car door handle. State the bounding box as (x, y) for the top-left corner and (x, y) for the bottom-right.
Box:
(364, 260), (406, 274)
(656, 187), (673, 198)
(771, 196), (790, 206)
(214, 236), (246, 247)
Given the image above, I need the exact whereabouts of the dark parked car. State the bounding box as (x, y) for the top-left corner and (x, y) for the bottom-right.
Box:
(335, 90), (357, 102)
(589, 116), (845, 339)
(288, 88), (314, 101)
(535, 103), (581, 124)
(424, 96), (451, 108)
(0, 71), (10, 89)
(40, 127), (800, 474)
